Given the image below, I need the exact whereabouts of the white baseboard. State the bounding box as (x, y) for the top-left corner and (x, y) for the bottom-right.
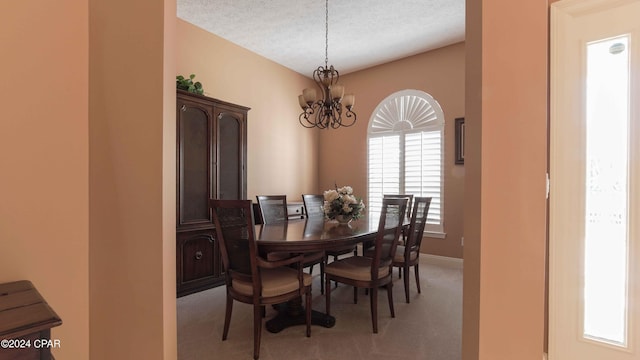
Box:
(420, 254), (463, 269)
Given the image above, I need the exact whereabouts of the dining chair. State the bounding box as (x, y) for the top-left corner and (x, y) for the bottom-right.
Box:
(257, 195), (324, 292)
(359, 194), (413, 257)
(256, 195), (288, 224)
(302, 194), (358, 294)
(301, 194), (327, 294)
(210, 199), (312, 360)
(324, 197), (408, 333)
(301, 194), (359, 262)
(392, 196), (431, 303)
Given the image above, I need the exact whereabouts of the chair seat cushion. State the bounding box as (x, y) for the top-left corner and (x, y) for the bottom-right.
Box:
(232, 267), (312, 297)
(324, 256), (389, 281)
(393, 245), (419, 263)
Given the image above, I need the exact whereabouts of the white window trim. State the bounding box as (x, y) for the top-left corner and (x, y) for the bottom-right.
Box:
(424, 231), (446, 239)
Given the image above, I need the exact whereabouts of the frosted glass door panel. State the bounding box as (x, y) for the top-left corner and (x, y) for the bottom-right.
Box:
(584, 36), (629, 347)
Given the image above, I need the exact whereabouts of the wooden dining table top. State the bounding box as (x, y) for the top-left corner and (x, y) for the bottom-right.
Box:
(255, 217), (377, 252)
(256, 214), (406, 253)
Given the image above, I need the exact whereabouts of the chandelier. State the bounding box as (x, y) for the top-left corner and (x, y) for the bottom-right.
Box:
(297, 0), (356, 129)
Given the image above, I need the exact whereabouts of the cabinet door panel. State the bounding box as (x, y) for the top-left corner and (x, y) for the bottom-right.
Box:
(218, 112), (243, 200)
(177, 100), (213, 228)
(180, 232), (217, 283)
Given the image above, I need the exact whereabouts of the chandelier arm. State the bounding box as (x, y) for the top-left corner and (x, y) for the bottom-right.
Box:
(312, 67), (324, 85)
(330, 101), (341, 129)
(330, 116), (341, 129)
(341, 108), (357, 127)
(332, 101), (355, 129)
(307, 102), (325, 129)
(331, 67), (339, 84)
(315, 104), (329, 129)
(313, 67), (330, 104)
(298, 107), (317, 128)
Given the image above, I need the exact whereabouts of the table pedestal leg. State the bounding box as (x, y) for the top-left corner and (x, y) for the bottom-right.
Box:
(265, 297), (335, 333)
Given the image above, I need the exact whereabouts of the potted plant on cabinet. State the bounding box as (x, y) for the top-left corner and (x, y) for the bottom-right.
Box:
(176, 74), (204, 95)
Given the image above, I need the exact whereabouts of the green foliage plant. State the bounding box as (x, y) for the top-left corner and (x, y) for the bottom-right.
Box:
(176, 74), (204, 95)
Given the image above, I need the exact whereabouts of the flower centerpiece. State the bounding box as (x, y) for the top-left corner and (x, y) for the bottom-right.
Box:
(323, 185), (365, 224)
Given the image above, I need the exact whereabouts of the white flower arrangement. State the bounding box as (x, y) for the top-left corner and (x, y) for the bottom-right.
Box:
(322, 185), (365, 221)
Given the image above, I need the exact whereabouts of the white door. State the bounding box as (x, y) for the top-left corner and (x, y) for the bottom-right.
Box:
(550, 0), (640, 359)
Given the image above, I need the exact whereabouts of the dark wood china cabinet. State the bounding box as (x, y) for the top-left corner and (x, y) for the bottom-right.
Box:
(176, 89), (249, 297)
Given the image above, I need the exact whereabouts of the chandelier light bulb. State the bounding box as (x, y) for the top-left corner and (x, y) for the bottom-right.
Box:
(330, 85), (344, 101)
(343, 94), (355, 108)
(298, 95), (308, 109)
(302, 88), (317, 103)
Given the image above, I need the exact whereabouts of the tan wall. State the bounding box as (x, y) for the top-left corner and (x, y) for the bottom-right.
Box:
(0, 1), (89, 358)
(463, 0), (548, 359)
(317, 43), (466, 258)
(176, 20), (319, 201)
(89, 0), (176, 359)
(163, 2), (179, 357)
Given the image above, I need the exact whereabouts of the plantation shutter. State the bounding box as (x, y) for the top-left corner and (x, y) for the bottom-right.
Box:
(405, 130), (442, 230)
(367, 90), (445, 234)
(368, 135), (400, 216)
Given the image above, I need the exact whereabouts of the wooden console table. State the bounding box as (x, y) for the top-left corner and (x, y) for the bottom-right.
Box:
(0, 280), (62, 360)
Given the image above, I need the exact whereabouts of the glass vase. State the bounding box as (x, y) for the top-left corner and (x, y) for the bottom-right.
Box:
(335, 215), (352, 225)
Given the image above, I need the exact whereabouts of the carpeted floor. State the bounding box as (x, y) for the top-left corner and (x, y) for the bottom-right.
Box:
(177, 256), (462, 360)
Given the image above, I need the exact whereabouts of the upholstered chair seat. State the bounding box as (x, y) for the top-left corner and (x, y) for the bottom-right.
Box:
(393, 245), (419, 263)
(233, 268), (312, 297)
(324, 257), (390, 281)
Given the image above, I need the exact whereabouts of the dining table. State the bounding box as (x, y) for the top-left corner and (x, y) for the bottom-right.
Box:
(256, 214), (397, 333)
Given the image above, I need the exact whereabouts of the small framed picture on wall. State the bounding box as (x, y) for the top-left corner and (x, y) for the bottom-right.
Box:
(455, 117), (465, 165)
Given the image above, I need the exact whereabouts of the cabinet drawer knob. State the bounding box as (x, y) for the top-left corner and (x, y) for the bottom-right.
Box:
(195, 251), (203, 260)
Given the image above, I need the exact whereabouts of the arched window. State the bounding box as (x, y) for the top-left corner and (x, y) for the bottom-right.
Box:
(367, 89), (444, 234)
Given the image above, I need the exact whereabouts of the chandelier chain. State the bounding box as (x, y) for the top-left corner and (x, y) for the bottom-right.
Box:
(324, 0), (329, 68)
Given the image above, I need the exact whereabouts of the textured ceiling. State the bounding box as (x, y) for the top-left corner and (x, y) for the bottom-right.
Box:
(177, 0), (465, 77)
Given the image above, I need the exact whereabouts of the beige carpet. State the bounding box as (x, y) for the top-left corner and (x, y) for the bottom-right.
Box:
(177, 257), (462, 360)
